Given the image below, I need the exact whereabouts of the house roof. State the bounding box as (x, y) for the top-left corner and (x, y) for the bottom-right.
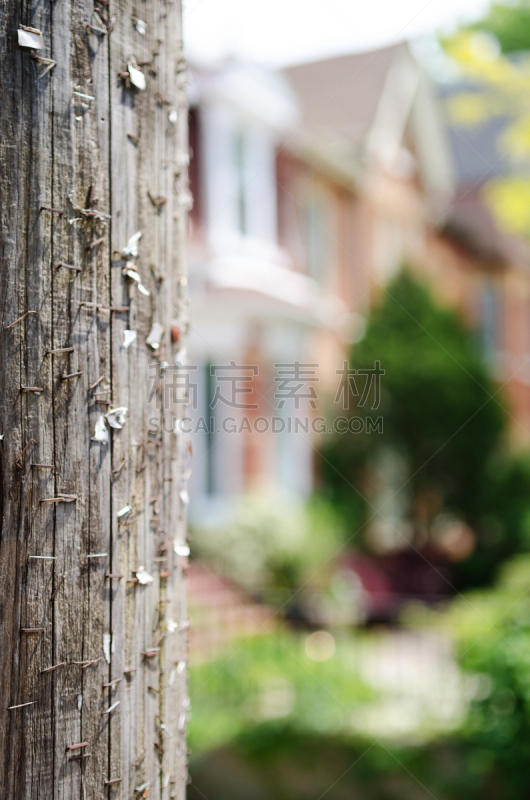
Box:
(437, 83), (511, 185)
(438, 83), (527, 264)
(283, 43), (409, 146)
(443, 186), (522, 264)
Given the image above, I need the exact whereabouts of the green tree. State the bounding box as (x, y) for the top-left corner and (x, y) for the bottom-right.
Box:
(320, 271), (509, 585)
(465, 0), (530, 54)
(443, 24), (530, 237)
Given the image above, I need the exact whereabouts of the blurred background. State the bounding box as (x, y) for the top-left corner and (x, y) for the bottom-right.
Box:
(180, 1), (530, 797)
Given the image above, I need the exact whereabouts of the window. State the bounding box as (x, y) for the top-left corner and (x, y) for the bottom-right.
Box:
(478, 281), (503, 363)
(304, 191), (327, 281)
(188, 106), (202, 230)
(234, 127), (248, 236)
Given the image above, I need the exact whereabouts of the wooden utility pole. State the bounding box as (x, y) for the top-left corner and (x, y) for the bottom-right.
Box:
(0, 0), (189, 796)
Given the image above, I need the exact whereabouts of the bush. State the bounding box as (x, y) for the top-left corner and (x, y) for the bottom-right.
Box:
(191, 494), (345, 600)
(319, 270), (513, 587)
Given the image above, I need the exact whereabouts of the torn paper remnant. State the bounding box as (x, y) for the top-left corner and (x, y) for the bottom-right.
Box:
(122, 231), (141, 259)
(135, 566), (153, 585)
(146, 322), (164, 350)
(103, 633), (113, 663)
(91, 415), (109, 443)
(18, 26), (43, 49)
(123, 330), (136, 348)
(128, 61), (146, 90)
(106, 407), (128, 429)
(123, 267), (141, 283)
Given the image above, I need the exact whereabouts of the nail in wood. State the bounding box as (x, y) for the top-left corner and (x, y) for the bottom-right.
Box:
(40, 662), (66, 673)
(4, 310), (37, 330)
(86, 22), (107, 34)
(49, 573), (66, 601)
(70, 657), (102, 668)
(113, 457), (126, 476)
(29, 555), (55, 560)
(57, 263), (81, 272)
(47, 347), (74, 354)
(72, 91), (95, 100)
(87, 236), (104, 251)
(132, 749), (146, 767)
(102, 678), (121, 688)
(88, 375), (105, 391)
(40, 206), (64, 215)
(102, 700), (120, 714)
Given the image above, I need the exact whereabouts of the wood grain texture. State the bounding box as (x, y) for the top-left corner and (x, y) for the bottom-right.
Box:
(0, 0), (188, 795)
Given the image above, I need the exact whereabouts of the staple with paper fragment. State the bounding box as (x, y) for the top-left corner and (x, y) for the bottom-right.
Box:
(106, 407), (128, 429)
(18, 26), (43, 49)
(128, 60), (146, 90)
(121, 231), (141, 259)
(135, 566), (153, 585)
(123, 330), (136, 348)
(146, 322), (164, 350)
(91, 415), (109, 443)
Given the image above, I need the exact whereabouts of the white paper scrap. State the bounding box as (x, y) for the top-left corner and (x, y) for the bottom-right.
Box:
(91, 415), (109, 443)
(128, 61), (146, 90)
(123, 330), (136, 348)
(18, 27), (43, 49)
(123, 231), (141, 258)
(105, 407), (128, 429)
(146, 322), (164, 350)
(135, 566), (153, 585)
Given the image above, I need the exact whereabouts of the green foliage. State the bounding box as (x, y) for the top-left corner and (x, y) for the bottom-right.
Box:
(407, 553), (530, 798)
(465, 0), (530, 54)
(189, 559), (530, 799)
(189, 726), (472, 800)
(188, 630), (374, 754)
(442, 29), (530, 237)
(320, 271), (505, 577)
(191, 494), (345, 598)
(454, 452), (530, 585)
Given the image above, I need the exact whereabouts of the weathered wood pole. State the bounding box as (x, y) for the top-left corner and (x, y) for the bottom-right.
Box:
(0, 0), (189, 796)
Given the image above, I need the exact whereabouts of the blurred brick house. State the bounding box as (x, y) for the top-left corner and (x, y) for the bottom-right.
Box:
(280, 43), (455, 393)
(186, 43), (530, 529)
(186, 58), (351, 523)
(282, 43), (530, 445)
